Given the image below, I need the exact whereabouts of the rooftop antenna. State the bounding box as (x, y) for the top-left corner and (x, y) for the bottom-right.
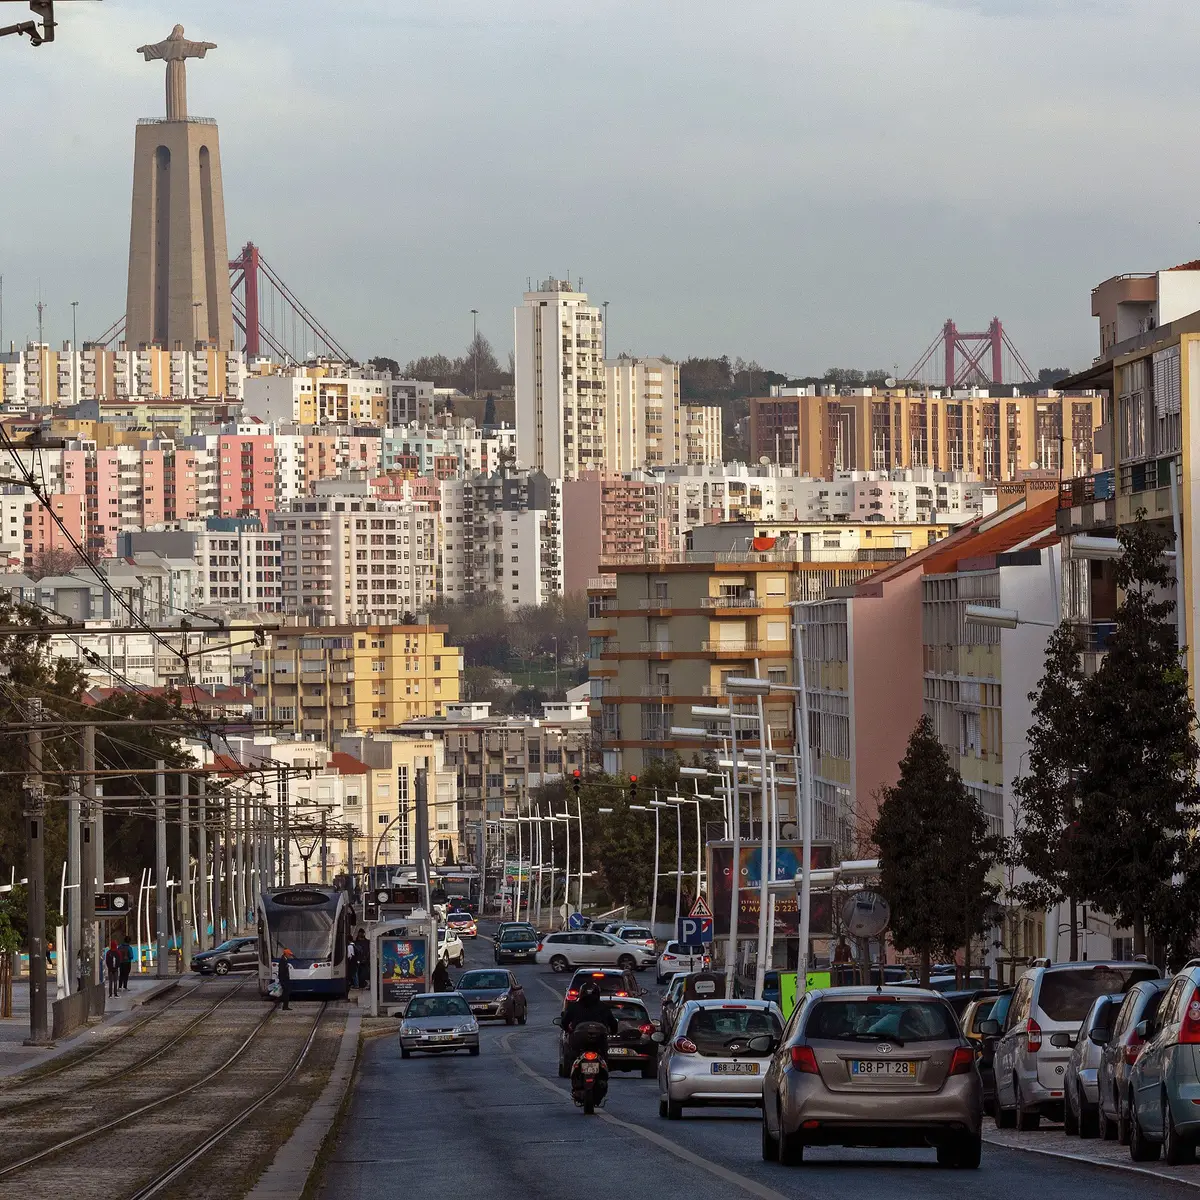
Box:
(36, 297), (46, 346)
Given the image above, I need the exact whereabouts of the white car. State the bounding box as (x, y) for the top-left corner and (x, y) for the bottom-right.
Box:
(438, 927), (466, 967)
(656, 941), (709, 985)
(535, 930), (656, 973)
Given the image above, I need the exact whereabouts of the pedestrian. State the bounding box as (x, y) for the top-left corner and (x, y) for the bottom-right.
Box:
(277, 947), (293, 1011)
(346, 937), (355, 989)
(104, 939), (120, 998)
(432, 956), (451, 993)
(354, 929), (370, 989)
(117, 934), (134, 990)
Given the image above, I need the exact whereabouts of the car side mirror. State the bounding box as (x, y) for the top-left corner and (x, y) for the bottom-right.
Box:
(651, 1032), (665, 1043)
(551, 1016), (563, 1027)
(1089, 1028), (1111, 1046)
(1135, 1019), (1150, 1040)
(978, 1019), (1000, 1037)
(746, 1035), (776, 1054)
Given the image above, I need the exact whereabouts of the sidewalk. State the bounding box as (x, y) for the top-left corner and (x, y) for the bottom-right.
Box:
(0, 969), (189, 1079)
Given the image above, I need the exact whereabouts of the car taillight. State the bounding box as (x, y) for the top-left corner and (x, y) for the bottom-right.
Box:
(582, 1050), (599, 1061)
(566, 990), (578, 1001)
(1182, 994), (1200, 1044)
(1025, 1017), (1042, 1052)
(537, 943), (543, 952)
(1124, 1033), (1143, 1066)
(790, 1045), (819, 1074)
(674, 1036), (698, 1054)
(639, 1023), (653, 1034)
(949, 1047), (974, 1076)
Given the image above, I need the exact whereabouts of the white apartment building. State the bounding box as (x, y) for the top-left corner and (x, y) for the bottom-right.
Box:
(514, 280), (605, 478)
(243, 369), (387, 426)
(683, 404), (723, 464)
(440, 471), (563, 608)
(388, 379), (436, 426)
(604, 356), (682, 470)
(194, 527), (283, 609)
(271, 488), (439, 623)
(382, 423), (487, 475)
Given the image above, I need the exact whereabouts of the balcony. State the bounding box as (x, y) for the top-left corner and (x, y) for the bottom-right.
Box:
(638, 597), (672, 610)
(701, 640), (761, 654)
(639, 683), (673, 696)
(638, 640), (673, 654)
(701, 595), (764, 611)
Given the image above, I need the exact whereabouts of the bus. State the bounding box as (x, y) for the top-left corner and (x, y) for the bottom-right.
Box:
(257, 885), (351, 1000)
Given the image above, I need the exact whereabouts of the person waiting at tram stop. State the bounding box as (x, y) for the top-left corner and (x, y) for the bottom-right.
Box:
(277, 947), (294, 1011)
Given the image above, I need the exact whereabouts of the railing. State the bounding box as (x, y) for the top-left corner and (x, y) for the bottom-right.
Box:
(1120, 456), (1176, 497)
(602, 546), (910, 567)
(701, 640), (761, 653)
(1074, 620), (1117, 653)
(1058, 468), (1115, 509)
(137, 116), (217, 126)
(587, 575), (617, 591)
(639, 684), (673, 696)
(638, 598), (672, 609)
(701, 595), (762, 609)
(639, 640), (673, 653)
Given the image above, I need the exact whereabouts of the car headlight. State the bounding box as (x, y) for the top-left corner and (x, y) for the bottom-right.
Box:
(399, 1023), (416, 1036)
(496, 991), (510, 1002)
(460, 1020), (479, 1034)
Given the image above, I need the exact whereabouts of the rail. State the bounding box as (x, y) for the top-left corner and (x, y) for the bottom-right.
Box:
(602, 547), (909, 566)
(1058, 468), (1115, 509)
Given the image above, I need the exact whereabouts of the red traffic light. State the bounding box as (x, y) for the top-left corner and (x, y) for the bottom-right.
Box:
(573, 769), (581, 779)
(629, 774), (638, 783)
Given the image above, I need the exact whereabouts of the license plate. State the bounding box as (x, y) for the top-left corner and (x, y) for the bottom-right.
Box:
(850, 1059), (917, 1077)
(425, 1033), (455, 1042)
(712, 1062), (759, 1075)
(608, 1046), (633, 1055)
(580, 1062), (600, 1075)
(470, 1005), (492, 1013)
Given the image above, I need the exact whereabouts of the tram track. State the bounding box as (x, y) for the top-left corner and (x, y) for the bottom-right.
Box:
(0, 976), (252, 1119)
(0, 999), (333, 1200)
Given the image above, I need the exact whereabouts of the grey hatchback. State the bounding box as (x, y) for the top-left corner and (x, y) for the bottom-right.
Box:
(1063, 992), (1121, 1138)
(760, 986), (982, 1168)
(1097, 977), (1169, 1144)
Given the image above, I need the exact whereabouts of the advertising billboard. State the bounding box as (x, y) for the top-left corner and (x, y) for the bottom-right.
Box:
(708, 841), (834, 937)
(379, 936), (428, 1007)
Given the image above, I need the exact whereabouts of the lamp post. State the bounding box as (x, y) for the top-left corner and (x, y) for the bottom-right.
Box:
(653, 798), (685, 932)
(470, 308), (479, 398)
(629, 802), (660, 934)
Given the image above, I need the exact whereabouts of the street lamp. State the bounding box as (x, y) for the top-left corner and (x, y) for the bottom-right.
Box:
(629, 802), (660, 934)
(470, 308), (479, 398)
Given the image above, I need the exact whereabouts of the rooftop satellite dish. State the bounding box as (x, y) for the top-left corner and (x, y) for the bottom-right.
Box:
(841, 890), (890, 939)
(759, 456), (771, 465)
(780, 821), (799, 841)
(884, 376), (897, 388)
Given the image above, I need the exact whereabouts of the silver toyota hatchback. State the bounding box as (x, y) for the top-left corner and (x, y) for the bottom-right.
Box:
(760, 986), (982, 1168)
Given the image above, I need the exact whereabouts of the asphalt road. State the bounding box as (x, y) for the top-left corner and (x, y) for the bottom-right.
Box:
(318, 928), (1194, 1200)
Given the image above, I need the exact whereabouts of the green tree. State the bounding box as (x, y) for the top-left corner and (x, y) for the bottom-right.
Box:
(1076, 513), (1200, 964)
(1012, 622), (1089, 959)
(368, 355), (400, 376)
(872, 716), (1000, 984)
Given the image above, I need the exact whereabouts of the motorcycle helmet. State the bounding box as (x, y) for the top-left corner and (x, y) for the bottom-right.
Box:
(580, 981), (601, 1005)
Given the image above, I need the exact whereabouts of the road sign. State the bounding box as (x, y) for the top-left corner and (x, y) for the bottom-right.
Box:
(688, 894), (713, 919)
(568, 912), (586, 930)
(678, 915), (713, 946)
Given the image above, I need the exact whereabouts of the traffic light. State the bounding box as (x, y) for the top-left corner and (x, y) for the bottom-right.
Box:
(629, 774), (638, 803)
(94, 892), (130, 915)
(572, 768), (582, 798)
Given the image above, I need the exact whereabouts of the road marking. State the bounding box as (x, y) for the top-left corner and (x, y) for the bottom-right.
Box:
(983, 1132), (1200, 1189)
(499, 1030), (794, 1200)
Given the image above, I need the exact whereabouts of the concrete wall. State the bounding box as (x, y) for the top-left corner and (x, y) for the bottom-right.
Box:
(562, 477), (602, 595)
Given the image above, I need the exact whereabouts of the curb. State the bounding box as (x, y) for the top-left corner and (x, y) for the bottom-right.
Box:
(983, 1131), (1200, 1189)
(245, 1006), (362, 1200)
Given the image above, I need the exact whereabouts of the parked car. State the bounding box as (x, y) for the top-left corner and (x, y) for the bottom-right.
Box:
(494, 926), (540, 965)
(398, 992), (479, 1058)
(455, 968), (527, 1025)
(1097, 977), (1170, 1143)
(535, 930), (656, 973)
(661, 973), (690, 1033)
(447, 911), (478, 939)
(1064, 992), (1122, 1138)
(989, 961), (1160, 1130)
(1128, 960), (1200, 1164)
(760, 986), (982, 1168)
(610, 924), (657, 953)
(564, 968), (643, 1004)
(964, 990), (1013, 1116)
(191, 936), (257, 976)
(656, 941), (708, 985)
(438, 927), (466, 967)
(657, 999), (783, 1119)
(557, 996), (658, 1077)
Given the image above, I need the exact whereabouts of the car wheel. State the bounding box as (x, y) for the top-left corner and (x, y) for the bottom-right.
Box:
(761, 1108), (780, 1161)
(618, 954), (636, 971)
(214, 959), (230, 976)
(656, 974), (665, 986)
(505, 1013), (515, 1026)
(995, 1100), (1017, 1130)
(518, 1008), (527, 1026)
(937, 1131), (982, 1169)
(659, 1097), (669, 1120)
(1165, 1096), (1196, 1166)
(1128, 1095), (1161, 1163)
(1117, 1093), (1131, 1146)
(550, 956), (569, 973)
(641, 1062), (657, 1079)
(1063, 1086), (1079, 1136)
(400, 1046), (411, 1060)
(469, 1045), (481, 1057)
(778, 1124), (805, 1166)
(1015, 1080), (1040, 1132)
(667, 1099), (683, 1120)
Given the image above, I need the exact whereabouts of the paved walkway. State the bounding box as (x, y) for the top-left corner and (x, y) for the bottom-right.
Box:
(0, 968), (190, 1078)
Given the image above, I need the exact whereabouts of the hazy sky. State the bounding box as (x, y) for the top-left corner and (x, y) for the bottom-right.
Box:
(4, 0), (1200, 378)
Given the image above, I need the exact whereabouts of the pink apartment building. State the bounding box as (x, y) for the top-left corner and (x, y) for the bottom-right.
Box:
(218, 434), (275, 519)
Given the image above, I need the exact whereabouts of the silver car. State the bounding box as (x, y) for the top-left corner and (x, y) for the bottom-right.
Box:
(1097, 977), (1169, 1143)
(760, 986), (982, 1168)
(1063, 992), (1121, 1138)
(992, 961), (1160, 1129)
(535, 930), (656, 973)
(1128, 961), (1200, 1165)
(398, 992), (480, 1058)
(656, 999), (783, 1119)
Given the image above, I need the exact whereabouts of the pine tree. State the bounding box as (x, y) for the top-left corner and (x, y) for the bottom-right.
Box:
(1076, 513), (1200, 964)
(873, 716), (1000, 984)
(1013, 622), (1089, 958)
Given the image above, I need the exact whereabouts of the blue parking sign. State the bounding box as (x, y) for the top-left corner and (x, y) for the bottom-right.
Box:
(678, 916), (713, 946)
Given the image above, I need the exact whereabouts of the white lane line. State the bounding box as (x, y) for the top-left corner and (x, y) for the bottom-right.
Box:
(982, 1132), (1200, 1189)
(499, 1029), (796, 1200)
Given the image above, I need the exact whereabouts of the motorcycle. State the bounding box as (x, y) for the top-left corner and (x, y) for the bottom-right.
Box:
(567, 1020), (611, 1114)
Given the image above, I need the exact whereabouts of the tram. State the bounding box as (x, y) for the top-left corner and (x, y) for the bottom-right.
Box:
(257, 884), (352, 1000)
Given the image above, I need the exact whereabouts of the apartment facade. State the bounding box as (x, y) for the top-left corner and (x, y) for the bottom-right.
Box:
(603, 356), (682, 470)
(252, 622), (462, 741)
(514, 280), (605, 478)
(683, 404), (723, 465)
(243, 367), (388, 426)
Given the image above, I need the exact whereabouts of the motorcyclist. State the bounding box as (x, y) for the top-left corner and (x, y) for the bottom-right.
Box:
(562, 980), (618, 1060)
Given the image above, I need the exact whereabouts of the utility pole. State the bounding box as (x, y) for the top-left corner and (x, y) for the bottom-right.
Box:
(179, 773), (192, 972)
(81, 725), (97, 988)
(67, 788), (80, 994)
(23, 701), (49, 1045)
(223, 792), (235, 936)
(320, 810), (328, 886)
(155, 762), (167, 978)
(211, 781), (222, 944)
(414, 766), (430, 908)
(281, 770), (291, 886)
(197, 776), (208, 952)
